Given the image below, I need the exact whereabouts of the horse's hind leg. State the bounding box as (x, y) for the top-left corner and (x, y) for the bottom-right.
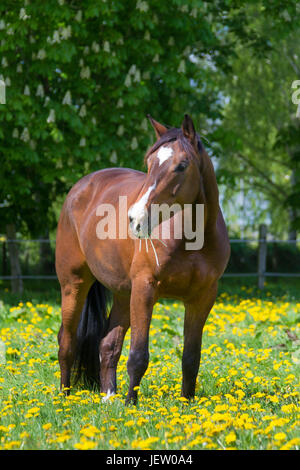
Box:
(100, 295), (130, 398)
(58, 269), (94, 392)
(56, 208), (95, 391)
(58, 284), (92, 392)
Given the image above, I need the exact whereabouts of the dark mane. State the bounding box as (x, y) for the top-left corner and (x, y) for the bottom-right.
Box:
(144, 127), (204, 165)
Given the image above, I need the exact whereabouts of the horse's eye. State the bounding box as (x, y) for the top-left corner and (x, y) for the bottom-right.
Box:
(174, 161), (188, 173)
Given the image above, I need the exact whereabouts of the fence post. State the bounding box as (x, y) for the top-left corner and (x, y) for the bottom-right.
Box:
(6, 224), (23, 294)
(2, 241), (7, 276)
(258, 224), (267, 289)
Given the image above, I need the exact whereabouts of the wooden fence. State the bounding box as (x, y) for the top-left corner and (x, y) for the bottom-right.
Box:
(0, 224), (299, 290)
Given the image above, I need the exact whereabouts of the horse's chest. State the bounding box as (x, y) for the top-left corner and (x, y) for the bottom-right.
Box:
(157, 252), (208, 300)
(158, 258), (196, 298)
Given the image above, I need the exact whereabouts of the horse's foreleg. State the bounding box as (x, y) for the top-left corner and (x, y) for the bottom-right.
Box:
(182, 282), (218, 399)
(99, 296), (130, 397)
(126, 276), (156, 405)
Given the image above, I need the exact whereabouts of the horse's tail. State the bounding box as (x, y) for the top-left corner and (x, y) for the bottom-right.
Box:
(73, 280), (111, 389)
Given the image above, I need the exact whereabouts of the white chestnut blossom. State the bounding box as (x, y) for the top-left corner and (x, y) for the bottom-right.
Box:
(36, 84), (44, 97)
(20, 127), (30, 142)
(52, 31), (60, 44)
(47, 109), (56, 123)
(19, 8), (30, 20)
(131, 137), (138, 150)
(79, 104), (87, 117)
(61, 26), (71, 40)
(134, 70), (141, 82)
(80, 66), (91, 79)
(75, 10), (82, 22)
(92, 42), (100, 53)
(62, 90), (72, 105)
(103, 41), (110, 53)
(141, 118), (148, 131)
(136, 1), (149, 12)
(117, 125), (124, 136)
(128, 64), (136, 75)
(116, 98), (124, 108)
(124, 74), (132, 87)
(177, 59), (186, 73)
(37, 49), (46, 60)
(110, 151), (117, 163)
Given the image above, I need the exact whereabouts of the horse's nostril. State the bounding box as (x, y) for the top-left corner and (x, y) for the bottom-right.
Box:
(136, 223), (140, 231)
(129, 216), (133, 223)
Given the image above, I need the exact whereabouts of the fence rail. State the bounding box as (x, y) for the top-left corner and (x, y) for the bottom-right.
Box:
(1, 224), (299, 289)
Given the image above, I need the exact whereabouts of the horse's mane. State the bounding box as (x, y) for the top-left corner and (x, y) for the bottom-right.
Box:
(144, 127), (204, 166)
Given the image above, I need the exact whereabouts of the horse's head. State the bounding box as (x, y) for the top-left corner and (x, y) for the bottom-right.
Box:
(128, 114), (206, 239)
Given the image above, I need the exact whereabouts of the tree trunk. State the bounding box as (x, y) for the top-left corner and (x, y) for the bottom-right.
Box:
(288, 208), (297, 242)
(39, 228), (54, 274)
(288, 170), (298, 242)
(6, 224), (23, 294)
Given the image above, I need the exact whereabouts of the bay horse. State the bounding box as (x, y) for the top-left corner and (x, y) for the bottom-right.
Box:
(55, 114), (230, 404)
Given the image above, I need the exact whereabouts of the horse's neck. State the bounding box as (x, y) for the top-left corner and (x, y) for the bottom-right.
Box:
(197, 151), (219, 231)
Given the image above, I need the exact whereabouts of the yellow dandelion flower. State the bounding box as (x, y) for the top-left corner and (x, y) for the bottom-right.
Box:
(225, 432), (236, 444)
(74, 439), (97, 450)
(274, 432), (287, 441)
(42, 423), (52, 430)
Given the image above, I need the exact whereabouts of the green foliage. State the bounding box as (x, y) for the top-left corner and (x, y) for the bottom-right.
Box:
(0, 0), (299, 236)
(226, 242), (300, 274)
(212, 23), (300, 238)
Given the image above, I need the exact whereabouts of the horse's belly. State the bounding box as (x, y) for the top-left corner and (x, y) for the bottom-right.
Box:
(84, 238), (132, 294)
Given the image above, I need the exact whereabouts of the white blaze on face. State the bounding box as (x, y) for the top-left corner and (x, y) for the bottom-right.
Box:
(128, 182), (156, 237)
(156, 145), (173, 166)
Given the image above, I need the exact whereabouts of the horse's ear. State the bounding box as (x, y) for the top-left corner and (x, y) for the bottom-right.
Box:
(147, 115), (168, 140)
(181, 114), (196, 145)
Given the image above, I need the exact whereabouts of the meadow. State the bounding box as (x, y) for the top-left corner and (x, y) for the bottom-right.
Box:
(0, 280), (299, 451)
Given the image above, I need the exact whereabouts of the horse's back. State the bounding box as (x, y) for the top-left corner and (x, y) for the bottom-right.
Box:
(61, 167), (144, 228)
(56, 168), (146, 291)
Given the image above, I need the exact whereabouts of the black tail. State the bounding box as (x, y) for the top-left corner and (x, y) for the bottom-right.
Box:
(73, 281), (111, 389)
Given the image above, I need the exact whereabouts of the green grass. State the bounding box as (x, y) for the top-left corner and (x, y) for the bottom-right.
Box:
(0, 280), (299, 450)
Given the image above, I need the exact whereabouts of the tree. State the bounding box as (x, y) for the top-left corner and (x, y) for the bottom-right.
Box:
(1, 0), (299, 290)
(211, 23), (300, 239)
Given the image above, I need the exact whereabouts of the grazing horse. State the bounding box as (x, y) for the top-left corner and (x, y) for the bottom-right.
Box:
(55, 114), (230, 404)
